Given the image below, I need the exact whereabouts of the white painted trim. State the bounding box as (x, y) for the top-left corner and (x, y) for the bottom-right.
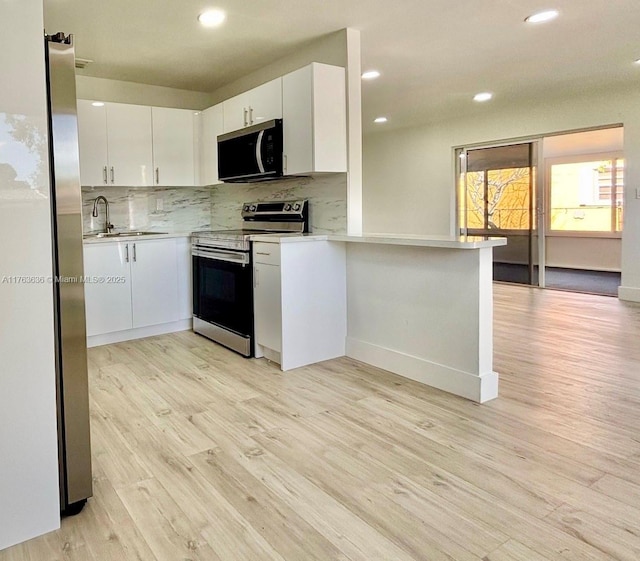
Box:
(346, 337), (499, 403)
(346, 28), (363, 235)
(618, 286), (640, 303)
(87, 319), (192, 348)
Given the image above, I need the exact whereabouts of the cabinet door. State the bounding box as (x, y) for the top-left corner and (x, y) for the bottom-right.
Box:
(77, 100), (109, 186)
(106, 103), (153, 186)
(246, 78), (282, 125)
(130, 239), (179, 328)
(282, 63), (346, 175)
(152, 107), (195, 186)
(282, 66), (313, 175)
(83, 242), (132, 336)
(200, 103), (223, 185)
(222, 92), (248, 133)
(254, 262), (282, 353)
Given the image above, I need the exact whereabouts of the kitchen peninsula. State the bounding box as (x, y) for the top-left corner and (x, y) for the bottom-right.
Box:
(250, 233), (506, 403)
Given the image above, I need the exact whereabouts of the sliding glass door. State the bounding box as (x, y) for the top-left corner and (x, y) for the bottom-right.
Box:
(457, 142), (541, 285)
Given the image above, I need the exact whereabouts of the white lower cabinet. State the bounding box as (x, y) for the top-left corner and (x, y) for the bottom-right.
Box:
(253, 240), (347, 370)
(129, 239), (179, 328)
(254, 261), (283, 354)
(84, 237), (188, 344)
(84, 242), (133, 336)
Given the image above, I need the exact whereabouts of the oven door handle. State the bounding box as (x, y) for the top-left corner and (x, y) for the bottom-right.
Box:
(192, 247), (250, 265)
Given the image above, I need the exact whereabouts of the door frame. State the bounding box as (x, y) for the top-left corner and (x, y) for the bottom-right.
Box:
(455, 138), (544, 287)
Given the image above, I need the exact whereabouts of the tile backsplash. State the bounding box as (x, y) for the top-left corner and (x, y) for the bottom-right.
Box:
(209, 173), (347, 233)
(81, 173), (348, 235)
(81, 186), (213, 234)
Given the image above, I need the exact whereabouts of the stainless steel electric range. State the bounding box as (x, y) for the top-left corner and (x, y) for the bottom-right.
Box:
(191, 200), (309, 356)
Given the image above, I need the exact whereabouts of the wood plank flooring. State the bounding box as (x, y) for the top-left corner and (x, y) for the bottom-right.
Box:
(3, 284), (640, 561)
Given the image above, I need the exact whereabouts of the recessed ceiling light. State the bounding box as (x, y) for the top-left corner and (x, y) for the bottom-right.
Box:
(374, 117), (388, 123)
(91, 102), (105, 107)
(525, 9), (559, 23)
(473, 92), (493, 102)
(635, 58), (640, 65)
(198, 8), (226, 27)
(362, 70), (381, 80)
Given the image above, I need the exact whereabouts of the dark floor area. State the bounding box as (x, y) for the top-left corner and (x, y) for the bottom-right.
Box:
(493, 263), (621, 296)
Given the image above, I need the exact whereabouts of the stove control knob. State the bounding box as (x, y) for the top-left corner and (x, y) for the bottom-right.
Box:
(243, 204), (250, 211)
(284, 203), (292, 211)
(293, 203), (301, 211)
(249, 205), (257, 211)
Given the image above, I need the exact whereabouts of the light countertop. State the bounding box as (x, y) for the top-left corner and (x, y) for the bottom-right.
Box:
(250, 233), (507, 249)
(83, 232), (192, 244)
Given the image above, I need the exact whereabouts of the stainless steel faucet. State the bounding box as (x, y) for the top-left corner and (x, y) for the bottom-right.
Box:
(92, 196), (113, 233)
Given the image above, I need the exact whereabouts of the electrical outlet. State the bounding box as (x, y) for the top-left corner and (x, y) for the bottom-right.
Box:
(156, 198), (164, 211)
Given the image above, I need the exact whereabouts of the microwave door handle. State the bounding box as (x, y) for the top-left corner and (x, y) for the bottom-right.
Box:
(255, 130), (265, 173)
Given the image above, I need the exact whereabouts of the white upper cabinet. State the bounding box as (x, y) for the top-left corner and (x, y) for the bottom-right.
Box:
(77, 100), (109, 187)
(199, 103), (224, 186)
(151, 107), (195, 186)
(222, 78), (282, 133)
(222, 93), (247, 133)
(77, 101), (154, 186)
(282, 63), (347, 175)
(248, 78), (283, 125)
(78, 101), (198, 187)
(106, 103), (154, 187)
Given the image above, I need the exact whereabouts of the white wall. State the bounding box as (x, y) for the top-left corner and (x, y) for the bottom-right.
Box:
(362, 84), (640, 299)
(76, 75), (211, 110)
(0, 0), (61, 550)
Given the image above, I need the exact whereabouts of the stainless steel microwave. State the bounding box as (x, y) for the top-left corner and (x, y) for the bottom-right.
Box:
(217, 119), (283, 183)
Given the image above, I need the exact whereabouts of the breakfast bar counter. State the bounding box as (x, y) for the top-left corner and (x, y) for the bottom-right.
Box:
(251, 233), (506, 403)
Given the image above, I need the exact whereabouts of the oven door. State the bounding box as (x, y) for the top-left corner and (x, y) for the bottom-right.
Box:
(192, 246), (253, 346)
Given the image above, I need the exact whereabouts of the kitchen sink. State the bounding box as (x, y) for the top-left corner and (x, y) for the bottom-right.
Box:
(83, 231), (168, 239)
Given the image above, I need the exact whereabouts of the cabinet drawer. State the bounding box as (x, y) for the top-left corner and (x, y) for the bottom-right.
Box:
(253, 242), (280, 265)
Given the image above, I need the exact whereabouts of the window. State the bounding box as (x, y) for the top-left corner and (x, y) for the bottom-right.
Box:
(460, 143), (534, 233)
(548, 156), (624, 233)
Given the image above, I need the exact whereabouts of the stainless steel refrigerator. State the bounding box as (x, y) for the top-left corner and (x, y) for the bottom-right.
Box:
(44, 32), (93, 516)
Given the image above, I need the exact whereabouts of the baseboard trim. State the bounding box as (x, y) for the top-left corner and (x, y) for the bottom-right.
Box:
(618, 286), (640, 303)
(346, 337), (498, 403)
(87, 319), (192, 348)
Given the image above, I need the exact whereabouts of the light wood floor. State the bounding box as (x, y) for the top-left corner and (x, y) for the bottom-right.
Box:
(3, 284), (640, 561)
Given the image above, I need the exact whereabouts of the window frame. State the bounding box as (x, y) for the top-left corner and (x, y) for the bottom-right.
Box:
(544, 151), (624, 239)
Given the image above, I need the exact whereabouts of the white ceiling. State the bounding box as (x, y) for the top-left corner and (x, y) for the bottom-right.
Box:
(44, 0), (640, 133)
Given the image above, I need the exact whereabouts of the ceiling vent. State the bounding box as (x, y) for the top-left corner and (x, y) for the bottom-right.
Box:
(75, 58), (93, 69)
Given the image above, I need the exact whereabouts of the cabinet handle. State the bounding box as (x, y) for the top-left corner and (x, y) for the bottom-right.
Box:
(256, 252), (271, 256)
(155, 167), (159, 185)
(243, 107), (248, 127)
(110, 166), (115, 184)
(132, 243), (136, 263)
(103, 166), (108, 184)
(249, 106), (254, 125)
(254, 267), (259, 287)
(125, 244), (129, 263)
(283, 154), (287, 174)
